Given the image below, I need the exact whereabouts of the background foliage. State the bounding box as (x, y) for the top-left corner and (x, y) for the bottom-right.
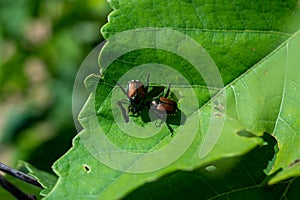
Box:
(0, 0), (110, 199)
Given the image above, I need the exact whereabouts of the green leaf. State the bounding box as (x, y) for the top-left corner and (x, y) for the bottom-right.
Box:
(45, 0), (300, 199)
(102, 0), (300, 85)
(18, 161), (58, 196)
(266, 32), (300, 184)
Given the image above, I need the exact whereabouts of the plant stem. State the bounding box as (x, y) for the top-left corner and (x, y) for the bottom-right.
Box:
(0, 162), (42, 188)
(0, 174), (37, 200)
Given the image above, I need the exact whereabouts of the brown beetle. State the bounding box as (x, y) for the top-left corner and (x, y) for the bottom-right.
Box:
(151, 97), (177, 116)
(116, 74), (150, 122)
(151, 83), (177, 126)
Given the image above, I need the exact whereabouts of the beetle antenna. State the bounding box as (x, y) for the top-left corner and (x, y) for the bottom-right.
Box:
(114, 81), (127, 96)
(165, 83), (171, 98)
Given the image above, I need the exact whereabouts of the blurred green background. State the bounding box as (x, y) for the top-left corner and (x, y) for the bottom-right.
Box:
(0, 0), (111, 173)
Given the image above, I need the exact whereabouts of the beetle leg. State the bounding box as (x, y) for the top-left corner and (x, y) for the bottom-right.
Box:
(164, 83), (171, 98)
(145, 73), (150, 92)
(114, 81), (128, 97)
(117, 100), (129, 123)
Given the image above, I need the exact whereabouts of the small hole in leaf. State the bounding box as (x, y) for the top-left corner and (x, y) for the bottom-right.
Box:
(205, 165), (217, 172)
(83, 164), (91, 173)
(289, 158), (300, 167)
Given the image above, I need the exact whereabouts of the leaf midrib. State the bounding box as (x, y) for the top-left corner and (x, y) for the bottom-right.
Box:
(103, 26), (292, 39)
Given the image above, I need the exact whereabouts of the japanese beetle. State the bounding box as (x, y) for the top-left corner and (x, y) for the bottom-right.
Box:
(151, 97), (177, 116)
(151, 83), (178, 126)
(116, 74), (150, 122)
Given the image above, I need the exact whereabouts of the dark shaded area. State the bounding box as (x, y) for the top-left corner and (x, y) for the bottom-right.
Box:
(26, 124), (76, 172)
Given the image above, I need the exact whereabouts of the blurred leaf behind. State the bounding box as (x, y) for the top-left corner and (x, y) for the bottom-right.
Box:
(0, 0), (111, 173)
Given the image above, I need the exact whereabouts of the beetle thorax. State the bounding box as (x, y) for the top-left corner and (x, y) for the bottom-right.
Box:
(127, 80), (146, 99)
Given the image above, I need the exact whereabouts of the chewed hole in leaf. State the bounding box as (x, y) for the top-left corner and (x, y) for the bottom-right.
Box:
(289, 159), (300, 167)
(83, 164), (91, 173)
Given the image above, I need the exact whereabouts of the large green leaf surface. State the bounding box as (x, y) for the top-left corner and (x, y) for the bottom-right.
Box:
(45, 0), (300, 199)
(102, 0), (299, 85)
